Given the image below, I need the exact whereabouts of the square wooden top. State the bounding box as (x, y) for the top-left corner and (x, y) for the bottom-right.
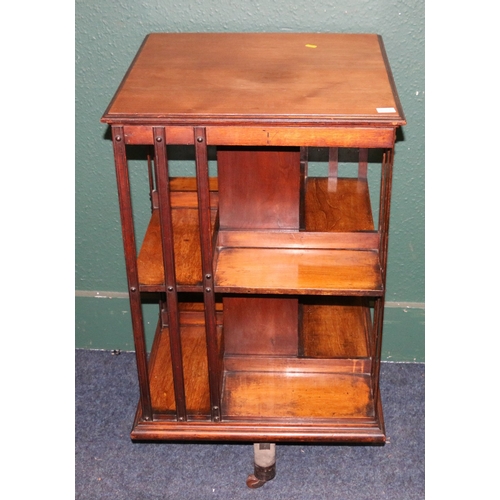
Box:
(102, 33), (405, 126)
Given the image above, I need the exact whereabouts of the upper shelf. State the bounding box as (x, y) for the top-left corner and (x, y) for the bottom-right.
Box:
(213, 172), (381, 296)
(138, 176), (379, 293)
(214, 247), (383, 296)
(102, 33), (405, 127)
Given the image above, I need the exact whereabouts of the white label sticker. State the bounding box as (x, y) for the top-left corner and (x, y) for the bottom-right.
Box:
(376, 107), (397, 113)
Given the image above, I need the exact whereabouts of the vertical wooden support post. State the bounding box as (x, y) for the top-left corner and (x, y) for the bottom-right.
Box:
(378, 149), (394, 280)
(358, 148), (368, 180)
(371, 297), (385, 429)
(112, 126), (152, 421)
(153, 126), (187, 422)
(372, 148), (395, 417)
(194, 127), (222, 422)
(299, 147), (308, 230)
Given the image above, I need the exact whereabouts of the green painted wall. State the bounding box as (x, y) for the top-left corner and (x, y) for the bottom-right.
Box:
(75, 0), (424, 361)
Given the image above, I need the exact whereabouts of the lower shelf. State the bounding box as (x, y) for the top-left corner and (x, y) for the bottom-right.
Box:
(134, 298), (384, 443)
(222, 368), (374, 420)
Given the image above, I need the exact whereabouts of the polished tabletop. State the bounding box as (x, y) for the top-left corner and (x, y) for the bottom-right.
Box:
(102, 33), (405, 126)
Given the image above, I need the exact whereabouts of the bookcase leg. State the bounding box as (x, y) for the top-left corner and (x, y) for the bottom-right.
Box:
(246, 443), (276, 488)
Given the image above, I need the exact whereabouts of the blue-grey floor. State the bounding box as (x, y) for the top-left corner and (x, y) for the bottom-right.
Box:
(75, 349), (424, 499)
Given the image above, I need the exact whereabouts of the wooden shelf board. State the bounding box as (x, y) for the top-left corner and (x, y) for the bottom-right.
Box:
(214, 247), (383, 295)
(222, 370), (375, 420)
(169, 177), (218, 192)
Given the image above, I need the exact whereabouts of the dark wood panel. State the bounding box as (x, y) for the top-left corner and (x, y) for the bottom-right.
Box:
(223, 297), (299, 356)
(217, 147), (301, 230)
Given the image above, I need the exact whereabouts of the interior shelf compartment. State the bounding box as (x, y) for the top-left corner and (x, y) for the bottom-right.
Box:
(213, 174), (381, 296)
(137, 175), (376, 294)
(147, 301), (223, 418)
(144, 296), (376, 423)
(137, 177), (218, 292)
(221, 295), (374, 421)
(132, 295), (384, 440)
(299, 296), (372, 358)
(304, 177), (374, 232)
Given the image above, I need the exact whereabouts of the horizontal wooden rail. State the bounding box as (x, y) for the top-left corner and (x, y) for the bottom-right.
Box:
(122, 125), (395, 148)
(217, 230), (380, 250)
(207, 126), (395, 148)
(123, 125), (194, 145)
(223, 356), (371, 374)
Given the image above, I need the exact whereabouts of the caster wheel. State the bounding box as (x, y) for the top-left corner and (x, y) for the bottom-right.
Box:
(246, 474), (267, 489)
(245, 463), (276, 489)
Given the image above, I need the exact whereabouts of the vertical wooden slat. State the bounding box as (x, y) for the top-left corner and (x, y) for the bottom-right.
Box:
(358, 148), (368, 180)
(300, 146), (309, 179)
(299, 147), (308, 230)
(328, 147), (339, 178)
(153, 126), (187, 422)
(195, 126), (222, 422)
(146, 146), (158, 210)
(328, 147), (339, 191)
(112, 126), (152, 421)
(371, 297), (385, 421)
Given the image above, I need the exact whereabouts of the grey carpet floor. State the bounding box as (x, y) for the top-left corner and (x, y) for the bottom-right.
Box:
(75, 349), (424, 499)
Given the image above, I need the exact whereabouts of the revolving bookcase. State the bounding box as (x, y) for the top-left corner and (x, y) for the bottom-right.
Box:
(101, 32), (405, 484)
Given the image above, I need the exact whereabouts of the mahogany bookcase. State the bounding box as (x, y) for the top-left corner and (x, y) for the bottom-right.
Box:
(101, 32), (405, 482)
